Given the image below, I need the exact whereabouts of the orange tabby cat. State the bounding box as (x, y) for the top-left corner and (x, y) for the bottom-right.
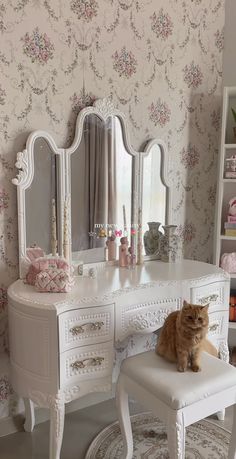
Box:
(156, 300), (218, 372)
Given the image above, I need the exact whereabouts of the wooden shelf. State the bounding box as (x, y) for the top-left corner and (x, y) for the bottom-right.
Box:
(223, 178), (236, 182)
(220, 235), (236, 240)
(229, 322), (236, 329)
(224, 144), (236, 149)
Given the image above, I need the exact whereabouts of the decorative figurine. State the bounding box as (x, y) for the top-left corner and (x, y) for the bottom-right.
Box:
(98, 227), (107, 238)
(119, 236), (129, 267)
(106, 234), (116, 261)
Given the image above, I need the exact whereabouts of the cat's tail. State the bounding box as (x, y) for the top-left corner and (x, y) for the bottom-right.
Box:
(202, 338), (218, 357)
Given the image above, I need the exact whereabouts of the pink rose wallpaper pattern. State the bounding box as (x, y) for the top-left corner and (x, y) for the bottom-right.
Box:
(0, 0), (225, 419)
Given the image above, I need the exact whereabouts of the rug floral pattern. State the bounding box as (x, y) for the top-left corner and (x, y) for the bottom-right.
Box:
(86, 412), (230, 458)
(0, 0), (225, 419)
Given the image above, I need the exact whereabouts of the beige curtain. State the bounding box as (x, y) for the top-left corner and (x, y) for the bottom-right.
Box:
(86, 115), (117, 248)
(71, 115), (117, 251)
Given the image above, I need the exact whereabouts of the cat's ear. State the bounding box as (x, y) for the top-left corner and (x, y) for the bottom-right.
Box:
(202, 304), (209, 311)
(182, 300), (189, 308)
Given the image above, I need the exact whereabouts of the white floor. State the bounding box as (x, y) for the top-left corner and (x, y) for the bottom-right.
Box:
(0, 399), (233, 459)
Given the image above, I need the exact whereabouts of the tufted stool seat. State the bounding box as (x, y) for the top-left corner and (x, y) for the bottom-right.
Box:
(116, 350), (236, 459)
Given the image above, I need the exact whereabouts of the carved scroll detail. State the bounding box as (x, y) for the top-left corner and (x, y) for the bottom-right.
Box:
(12, 150), (29, 185)
(129, 309), (172, 331)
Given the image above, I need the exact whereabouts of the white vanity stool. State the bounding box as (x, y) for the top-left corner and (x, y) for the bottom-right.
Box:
(116, 350), (236, 459)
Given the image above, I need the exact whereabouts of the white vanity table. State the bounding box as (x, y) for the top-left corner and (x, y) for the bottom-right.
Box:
(8, 260), (230, 459)
(7, 98), (231, 459)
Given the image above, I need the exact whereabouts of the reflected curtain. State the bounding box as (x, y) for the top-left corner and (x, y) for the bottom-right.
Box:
(71, 115), (117, 251)
(85, 116), (117, 248)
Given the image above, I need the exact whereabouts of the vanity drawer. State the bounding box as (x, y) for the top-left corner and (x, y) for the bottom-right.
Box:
(207, 310), (229, 341)
(116, 297), (182, 342)
(60, 342), (114, 388)
(191, 281), (229, 311)
(58, 305), (114, 352)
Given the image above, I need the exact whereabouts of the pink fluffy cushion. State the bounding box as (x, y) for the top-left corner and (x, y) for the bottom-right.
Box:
(35, 269), (74, 293)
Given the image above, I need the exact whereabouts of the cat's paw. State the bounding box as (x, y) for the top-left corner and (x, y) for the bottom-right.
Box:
(191, 365), (201, 372)
(177, 365), (186, 372)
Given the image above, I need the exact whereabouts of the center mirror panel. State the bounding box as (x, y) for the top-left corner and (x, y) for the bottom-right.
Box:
(25, 137), (59, 256)
(70, 114), (133, 263)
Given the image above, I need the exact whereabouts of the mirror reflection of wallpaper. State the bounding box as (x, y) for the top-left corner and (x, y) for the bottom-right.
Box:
(0, 1), (225, 419)
(142, 144), (166, 235)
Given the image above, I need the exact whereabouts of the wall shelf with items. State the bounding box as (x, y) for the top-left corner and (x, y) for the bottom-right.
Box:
(214, 87), (236, 338)
(214, 87), (236, 281)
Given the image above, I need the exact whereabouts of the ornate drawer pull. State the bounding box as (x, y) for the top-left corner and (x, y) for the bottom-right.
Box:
(208, 322), (219, 332)
(198, 294), (219, 305)
(70, 321), (104, 335)
(71, 357), (104, 370)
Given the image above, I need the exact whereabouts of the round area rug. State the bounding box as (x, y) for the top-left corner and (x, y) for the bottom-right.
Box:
(85, 412), (230, 459)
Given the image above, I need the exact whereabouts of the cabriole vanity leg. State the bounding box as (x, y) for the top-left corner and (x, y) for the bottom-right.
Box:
(23, 398), (35, 432)
(217, 341), (230, 421)
(49, 395), (65, 459)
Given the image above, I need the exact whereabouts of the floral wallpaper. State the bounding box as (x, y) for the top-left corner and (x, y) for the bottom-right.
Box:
(0, 0), (225, 421)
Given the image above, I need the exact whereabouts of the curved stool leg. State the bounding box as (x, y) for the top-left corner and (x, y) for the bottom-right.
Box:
(23, 398), (35, 432)
(167, 411), (185, 459)
(116, 376), (133, 459)
(228, 404), (236, 459)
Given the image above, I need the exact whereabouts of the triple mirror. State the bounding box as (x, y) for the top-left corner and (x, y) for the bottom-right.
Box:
(13, 99), (171, 277)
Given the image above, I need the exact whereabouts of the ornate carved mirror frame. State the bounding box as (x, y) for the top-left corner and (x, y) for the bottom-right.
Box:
(13, 132), (65, 278)
(13, 98), (171, 278)
(65, 98), (139, 264)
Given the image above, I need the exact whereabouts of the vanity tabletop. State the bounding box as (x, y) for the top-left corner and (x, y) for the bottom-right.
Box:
(7, 260), (229, 312)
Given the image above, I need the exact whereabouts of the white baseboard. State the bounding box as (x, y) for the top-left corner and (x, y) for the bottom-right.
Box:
(0, 389), (115, 438)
